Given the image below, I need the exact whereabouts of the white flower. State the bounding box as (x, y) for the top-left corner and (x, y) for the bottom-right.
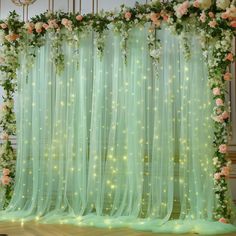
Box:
(216, 0), (230, 9)
(150, 49), (161, 59)
(199, 0), (212, 9)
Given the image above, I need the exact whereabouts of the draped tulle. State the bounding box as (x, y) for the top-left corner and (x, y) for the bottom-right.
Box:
(0, 25), (235, 234)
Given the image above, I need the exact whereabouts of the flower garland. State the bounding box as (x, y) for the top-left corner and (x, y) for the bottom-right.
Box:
(0, 1), (235, 222)
(0, 11), (23, 208)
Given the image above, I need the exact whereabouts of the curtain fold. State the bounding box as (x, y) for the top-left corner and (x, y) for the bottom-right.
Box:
(1, 25), (236, 234)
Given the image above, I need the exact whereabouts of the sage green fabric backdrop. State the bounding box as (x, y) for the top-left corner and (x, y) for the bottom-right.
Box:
(1, 25), (236, 234)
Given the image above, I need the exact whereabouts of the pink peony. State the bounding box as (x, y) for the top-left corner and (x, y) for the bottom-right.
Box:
(200, 11), (206, 22)
(0, 23), (7, 29)
(208, 12), (215, 18)
(1, 175), (10, 185)
(224, 72), (232, 81)
(193, 0), (199, 8)
(76, 15), (83, 21)
(124, 11), (132, 20)
(216, 98), (224, 106)
(225, 53), (234, 61)
(222, 111), (229, 119)
(2, 168), (10, 176)
(214, 173), (221, 180)
(208, 20), (217, 28)
(219, 218), (227, 224)
(219, 144), (228, 154)
(213, 87), (221, 96)
(230, 20), (236, 27)
(221, 166), (230, 177)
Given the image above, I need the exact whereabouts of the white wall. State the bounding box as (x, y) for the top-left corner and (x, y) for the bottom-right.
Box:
(0, 0), (147, 19)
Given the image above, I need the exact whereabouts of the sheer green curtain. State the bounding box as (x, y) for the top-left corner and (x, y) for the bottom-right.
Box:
(1, 25), (236, 234)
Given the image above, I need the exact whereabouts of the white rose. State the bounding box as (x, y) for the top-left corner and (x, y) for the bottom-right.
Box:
(199, 0), (212, 9)
(216, 0), (230, 9)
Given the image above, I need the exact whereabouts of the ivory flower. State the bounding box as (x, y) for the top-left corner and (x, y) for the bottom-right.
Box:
(214, 173), (221, 180)
(0, 23), (7, 29)
(199, 0), (212, 9)
(216, 0), (230, 10)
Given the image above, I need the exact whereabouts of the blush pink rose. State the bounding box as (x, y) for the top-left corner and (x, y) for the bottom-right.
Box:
(213, 87), (221, 96)
(1, 175), (10, 185)
(221, 166), (230, 177)
(36, 28), (42, 33)
(2, 168), (10, 176)
(193, 0), (199, 8)
(76, 15), (83, 21)
(224, 72), (232, 81)
(214, 173), (221, 180)
(230, 21), (236, 27)
(208, 12), (215, 18)
(125, 11), (132, 20)
(221, 11), (230, 19)
(222, 111), (229, 119)
(208, 20), (217, 28)
(219, 144), (228, 154)
(225, 53), (234, 61)
(0, 23), (7, 29)
(42, 23), (49, 30)
(200, 11), (206, 22)
(61, 18), (69, 26)
(216, 98), (224, 106)
(219, 218), (227, 224)
(175, 1), (189, 18)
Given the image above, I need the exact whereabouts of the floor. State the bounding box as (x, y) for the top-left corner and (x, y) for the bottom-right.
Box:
(0, 222), (236, 236)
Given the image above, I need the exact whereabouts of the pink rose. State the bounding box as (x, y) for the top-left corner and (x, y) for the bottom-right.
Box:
(36, 28), (42, 33)
(150, 12), (160, 23)
(216, 98), (224, 106)
(222, 111), (229, 119)
(0, 23), (7, 29)
(48, 19), (58, 29)
(224, 72), (232, 81)
(76, 15), (83, 21)
(200, 11), (206, 22)
(193, 0), (199, 8)
(213, 87), (221, 96)
(221, 11), (230, 19)
(225, 53), (234, 61)
(230, 21), (236, 27)
(2, 168), (10, 176)
(162, 15), (169, 21)
(208, 20), (217, 28)
(42, 23), (49, 30)
(124, 11), (132, 20)
(219, 144), (228, 154)
(221, 166), (230, 177)
(219, 218), (227, 224)
(208, 12), (215, 18)
(175, 1), (189, 18)
(214, 173), (221, 180)
(1, 175), (10, 185)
